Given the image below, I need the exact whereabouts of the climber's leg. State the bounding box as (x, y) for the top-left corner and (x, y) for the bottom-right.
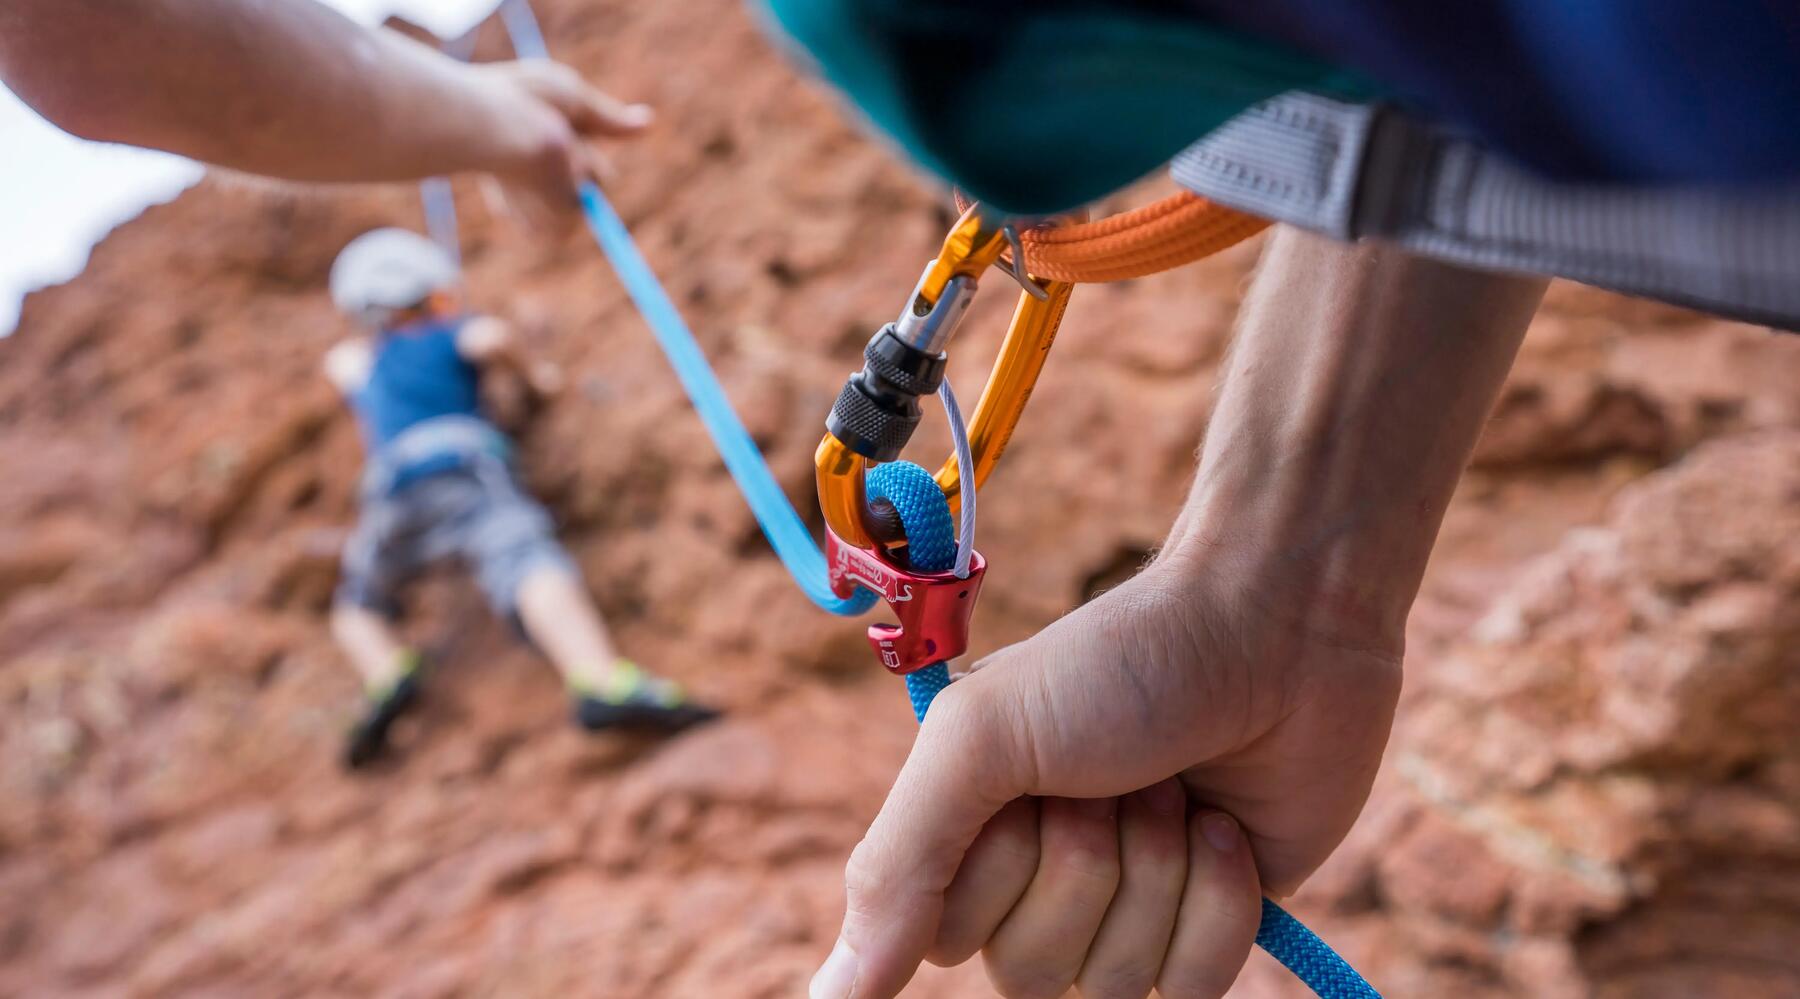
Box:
(334, 495), (427, 769)
(511, 563), (619, 692)
(461, 468), (721, 734)
(333, 600), (425, 770)
(330, 599), (416, 694)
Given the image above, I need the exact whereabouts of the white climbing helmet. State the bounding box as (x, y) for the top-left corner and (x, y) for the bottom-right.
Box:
(328, 227), (459, 325)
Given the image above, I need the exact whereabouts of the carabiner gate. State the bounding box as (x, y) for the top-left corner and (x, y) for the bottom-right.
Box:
(815, 206), (1073, 550)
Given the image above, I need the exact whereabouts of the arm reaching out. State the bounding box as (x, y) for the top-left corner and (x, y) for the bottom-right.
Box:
(0, 0), (652, 223)
(811, 227), (1549, 999)
(322, 339), (372, 398)
(457, 317), (562, 398)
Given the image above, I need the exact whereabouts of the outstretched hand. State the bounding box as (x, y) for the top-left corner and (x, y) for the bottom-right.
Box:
(476, 59), (653, 228)
(810, 550), (1402, 999)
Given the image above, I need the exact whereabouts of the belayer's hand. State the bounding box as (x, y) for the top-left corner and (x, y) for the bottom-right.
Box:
(475, 59), (654, 229)
(809, 549), (1403, 999)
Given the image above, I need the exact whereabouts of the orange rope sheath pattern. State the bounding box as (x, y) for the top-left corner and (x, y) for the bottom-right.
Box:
(956, 191), (1268, 283)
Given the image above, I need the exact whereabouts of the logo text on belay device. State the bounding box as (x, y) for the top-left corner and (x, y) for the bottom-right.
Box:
(831, 542), (915, 602)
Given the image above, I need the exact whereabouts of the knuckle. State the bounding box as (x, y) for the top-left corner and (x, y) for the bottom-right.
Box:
(1123, 833), (1188, 888)
(986, 816), (1041, 866)
(1055, 839), (1122, 889)
(842, 838), (884, 896)
(1044, 808), (1120, 889)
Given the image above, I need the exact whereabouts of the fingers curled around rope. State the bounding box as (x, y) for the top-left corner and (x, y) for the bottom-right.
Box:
(1155, 811), (1262, 999)
(915, 780), (1263, 999)
(1072, 781), (1189, 999)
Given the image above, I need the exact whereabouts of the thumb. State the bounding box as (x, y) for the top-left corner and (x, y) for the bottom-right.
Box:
(811, 681), (1035, 999)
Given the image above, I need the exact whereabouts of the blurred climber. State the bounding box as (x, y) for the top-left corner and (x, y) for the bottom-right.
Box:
(0, 0), (651, 227)
(763, 3), (1800, 998)
(324, 228), (718, 769)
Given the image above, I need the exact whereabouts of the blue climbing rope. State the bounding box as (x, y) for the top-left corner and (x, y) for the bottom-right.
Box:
(497, 0), (548, 62)
(489, 0), (870, 617)
(1258, 898), (1382, 998)
(420, 178), (462, 266)
(864, 462), (958, 720)
(575, 185), (875, 617)
(486, 5), (1378, 994)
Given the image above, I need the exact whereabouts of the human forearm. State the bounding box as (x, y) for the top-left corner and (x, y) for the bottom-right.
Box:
(1169, 227), (1547, 650)
(0, 0), (553, 183)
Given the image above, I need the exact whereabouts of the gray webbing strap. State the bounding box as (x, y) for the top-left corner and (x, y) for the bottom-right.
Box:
(361, 414), (511, 499)
(1170, 92), (1800, 329)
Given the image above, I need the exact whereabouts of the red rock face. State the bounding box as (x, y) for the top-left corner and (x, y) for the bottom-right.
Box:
(0, 2), (1796, 997)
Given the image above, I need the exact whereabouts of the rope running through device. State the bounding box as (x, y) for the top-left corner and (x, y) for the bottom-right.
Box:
(420, 3), (1378, 995)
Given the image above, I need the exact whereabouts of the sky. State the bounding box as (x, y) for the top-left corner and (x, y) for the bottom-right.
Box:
(0, 0), (502, 334)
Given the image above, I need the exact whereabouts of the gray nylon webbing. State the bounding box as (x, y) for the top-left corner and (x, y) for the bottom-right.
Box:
(361, 414), (510, 499)
(1170, 92), (1800, 329)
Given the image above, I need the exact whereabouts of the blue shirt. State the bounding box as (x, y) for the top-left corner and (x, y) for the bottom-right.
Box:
(353, 318), (484, 447)
(351, 318), (493, 487)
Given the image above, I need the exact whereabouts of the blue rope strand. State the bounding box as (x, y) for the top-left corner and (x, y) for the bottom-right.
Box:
(1258, 898), (1383, 998)
(498, 0), (549, 60)
(420, 178), (462, 266)
(496, 0), (870, 616)
(577, 185), (875, 617)
(864, 462), (958, 721)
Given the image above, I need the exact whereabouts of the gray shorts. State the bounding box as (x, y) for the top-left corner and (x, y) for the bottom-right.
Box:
(336, 462), (576, 619)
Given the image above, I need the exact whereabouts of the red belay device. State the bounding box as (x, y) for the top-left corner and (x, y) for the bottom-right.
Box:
(825, 531), (985, 674)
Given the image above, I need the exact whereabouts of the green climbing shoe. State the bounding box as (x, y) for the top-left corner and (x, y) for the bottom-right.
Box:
(343, 663), (423, 770)
(571, 662), (721, 735)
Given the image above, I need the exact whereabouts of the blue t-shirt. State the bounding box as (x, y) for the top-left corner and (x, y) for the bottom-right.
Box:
(353, 318), (484, 449)
(349, 318), (500, 491)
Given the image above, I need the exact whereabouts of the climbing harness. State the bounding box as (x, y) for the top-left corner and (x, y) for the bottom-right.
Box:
(429, 3), (1378, 994)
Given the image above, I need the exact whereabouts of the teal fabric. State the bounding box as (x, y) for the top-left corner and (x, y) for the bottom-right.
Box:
(764, 0), (1368, 214)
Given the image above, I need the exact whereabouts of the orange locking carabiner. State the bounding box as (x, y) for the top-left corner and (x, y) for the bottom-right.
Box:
(816, 206), (1073, 550)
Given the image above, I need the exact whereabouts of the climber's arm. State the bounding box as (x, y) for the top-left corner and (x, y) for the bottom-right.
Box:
(0, 0), (651, 220)
(322, 340), (372, 398)
(457, 317), (563, 398)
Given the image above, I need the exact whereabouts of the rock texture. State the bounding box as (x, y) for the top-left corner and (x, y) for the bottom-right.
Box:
(0, 2), (1796, 996)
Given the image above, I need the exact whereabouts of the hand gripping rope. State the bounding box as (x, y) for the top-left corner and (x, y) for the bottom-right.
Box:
(815, 206), (1378, 999)
(436, 3), (1379, 995)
